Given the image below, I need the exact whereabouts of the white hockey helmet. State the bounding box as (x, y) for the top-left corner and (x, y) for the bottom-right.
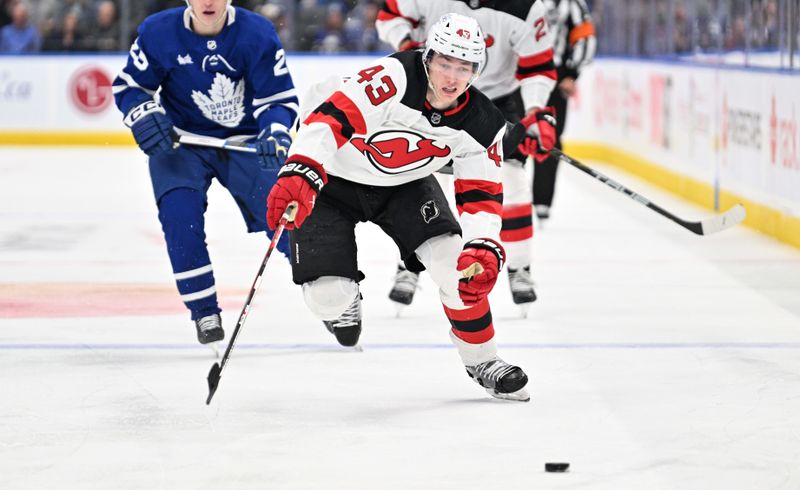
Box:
(423, 13), (486, 78)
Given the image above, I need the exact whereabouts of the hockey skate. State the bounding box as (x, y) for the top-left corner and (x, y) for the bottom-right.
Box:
(388, 264), (420, 314)
(195, 313), (224, 356)
(466, 357), (530, 402)
(507, 266), (537, 317)
(323, 295), (362, 348)
(535, 205), (550, 227)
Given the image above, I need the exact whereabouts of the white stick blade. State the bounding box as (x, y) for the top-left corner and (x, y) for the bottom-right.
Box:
(700, 204), (746, 235)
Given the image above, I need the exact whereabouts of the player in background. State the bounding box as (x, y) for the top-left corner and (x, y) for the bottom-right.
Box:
(533, 0), (596, 222)
(376, 0), (557, 311)
(113, 0), (298, 346)
(267, 13), (529, 401)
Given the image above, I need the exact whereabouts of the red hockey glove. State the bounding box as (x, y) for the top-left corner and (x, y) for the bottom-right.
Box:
(456, 238), (506, 306)
(517, 107), (557, 163)
(398, 37), (423, 51)
(266, 158), (327, 230)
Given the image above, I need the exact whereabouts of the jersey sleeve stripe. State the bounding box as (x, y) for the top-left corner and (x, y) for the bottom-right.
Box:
(516, 66), (557, 81)
(253, 88), (299, 106)
(304, 111), (350, 148)
(569, 21), (596, 45)
(517, 49), (557, 81)
(303, 90), (367, 148)
(114, 71), (157, 96)
(378, 0), (420, 27)
(302, 92), (365, 148)
(253, 101), (299, 120)
(517, 49), (555, 68)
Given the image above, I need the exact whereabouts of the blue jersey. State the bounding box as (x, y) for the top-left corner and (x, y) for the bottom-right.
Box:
(113, 6), (298, 139)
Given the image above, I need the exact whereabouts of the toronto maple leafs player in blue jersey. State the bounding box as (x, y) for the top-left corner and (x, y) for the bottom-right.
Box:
(113, 0), (298, 346)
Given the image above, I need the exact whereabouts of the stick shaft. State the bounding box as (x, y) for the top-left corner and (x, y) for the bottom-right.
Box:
(206, 203), (296, 404)
(552, 149), (701, 230)
(551, 149), (744, 236)
(503, 122), (745, 236)
(179, 135), (257, 153)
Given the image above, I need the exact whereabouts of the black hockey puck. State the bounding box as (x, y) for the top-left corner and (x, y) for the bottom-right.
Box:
(545, 462), (570, 472)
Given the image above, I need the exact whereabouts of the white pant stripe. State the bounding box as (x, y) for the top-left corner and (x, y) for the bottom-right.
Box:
(181, 286), (217, 303)
(174, 264), (213, 281)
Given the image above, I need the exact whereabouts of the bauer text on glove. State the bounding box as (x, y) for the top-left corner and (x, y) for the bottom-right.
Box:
(266, 157), (327, 230)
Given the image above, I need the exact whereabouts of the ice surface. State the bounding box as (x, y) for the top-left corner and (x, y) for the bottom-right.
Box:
(1, 146), (799, 489)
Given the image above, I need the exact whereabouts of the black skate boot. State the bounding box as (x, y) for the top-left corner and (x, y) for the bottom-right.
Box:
(388, 264), (419, 306)
(195, 313), (224, 344)
(535, 205), (550, 229)
(466, 357), (530, 402)
(535, 204), (550, 221)
(508, 266), (537, 305)
(323, 295), (362, 347)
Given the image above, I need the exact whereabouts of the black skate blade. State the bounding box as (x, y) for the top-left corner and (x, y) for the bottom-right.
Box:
(206, 362), (221, 405)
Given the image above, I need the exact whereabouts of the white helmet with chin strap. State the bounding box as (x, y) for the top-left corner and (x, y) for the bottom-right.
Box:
(422, 13), (486, 86)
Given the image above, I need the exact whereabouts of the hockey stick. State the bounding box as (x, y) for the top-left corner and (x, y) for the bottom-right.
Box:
(179, 134), (257, 154)
(505, 120), (745, 235)
(551, 149), (746, 235)
(205, 202), (297, 405)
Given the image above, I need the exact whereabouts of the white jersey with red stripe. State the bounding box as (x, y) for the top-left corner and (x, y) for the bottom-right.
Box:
(288, 51), (506, 242)
(376, 0), (556, 112)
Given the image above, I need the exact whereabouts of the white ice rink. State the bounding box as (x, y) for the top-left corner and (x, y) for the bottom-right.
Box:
(1, 146), (799, 490)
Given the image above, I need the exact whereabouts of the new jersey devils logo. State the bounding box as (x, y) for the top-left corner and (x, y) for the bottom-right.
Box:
(351, 130), (451, 174)
(420, 200), (440, 223)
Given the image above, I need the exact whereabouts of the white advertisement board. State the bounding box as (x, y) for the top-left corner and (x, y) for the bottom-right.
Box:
(566, 60), (800, 217)
(1, 54), (798, 234)
(0, 54), (376, 132)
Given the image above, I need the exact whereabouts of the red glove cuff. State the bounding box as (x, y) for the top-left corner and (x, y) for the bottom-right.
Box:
(518, 107), (557, 161)
(278, 155), (328, 192)
(266, 156), (327, 230)
(398, 38), (423, 51)
(462, 238), (505, 271)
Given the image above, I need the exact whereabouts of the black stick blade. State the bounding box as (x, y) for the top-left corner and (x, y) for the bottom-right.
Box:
(206, 362), (222, 405)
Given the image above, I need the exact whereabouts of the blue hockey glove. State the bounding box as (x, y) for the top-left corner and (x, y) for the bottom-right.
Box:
(124, 100), (177, 157)
(255, 128), (292, 170)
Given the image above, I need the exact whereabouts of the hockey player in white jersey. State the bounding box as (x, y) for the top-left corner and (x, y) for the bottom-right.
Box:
(113, 0), (298, 346)
(266, 13), (529, 401)
(376, 0), (558, 311)
(534, 0), (596, 221)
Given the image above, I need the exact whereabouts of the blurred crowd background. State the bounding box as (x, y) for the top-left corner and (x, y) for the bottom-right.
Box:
(0, 0), (389, 53)
(0, 0), (798, 68)
(595, 0), (796, 57)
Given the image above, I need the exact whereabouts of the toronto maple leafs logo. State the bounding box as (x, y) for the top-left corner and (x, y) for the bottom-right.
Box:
(191, 73), (245, 128)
